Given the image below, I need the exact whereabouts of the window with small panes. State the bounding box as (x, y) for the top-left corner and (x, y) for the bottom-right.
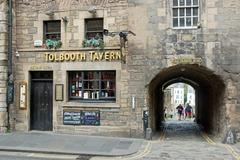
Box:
(85, 18), (103, 40)
(68, 71), (116, 102)
(43, 20), (61, 41)
(172, 0), (199, 28)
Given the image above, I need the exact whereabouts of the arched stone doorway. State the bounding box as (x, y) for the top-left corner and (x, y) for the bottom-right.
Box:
(148, 64), (226, 135)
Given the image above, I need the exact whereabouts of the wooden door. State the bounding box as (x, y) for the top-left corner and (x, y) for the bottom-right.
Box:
(31, 80), (53, 131)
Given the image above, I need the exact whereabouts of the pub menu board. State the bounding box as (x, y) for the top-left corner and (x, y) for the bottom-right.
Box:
(81, 111), (100, 126)
(63, 110), (100, 126)
(63, 111), (81, 125)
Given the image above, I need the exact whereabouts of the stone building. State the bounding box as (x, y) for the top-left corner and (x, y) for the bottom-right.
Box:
(127, 0), (240, 140)
(1, 0), (239, 141)
(0, 1), (8, 133)
(12, 0), (131, 137)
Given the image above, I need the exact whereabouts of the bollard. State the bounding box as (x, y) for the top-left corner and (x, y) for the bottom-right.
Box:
(142, 110), (148, 138)
(146, 128), (152, 140)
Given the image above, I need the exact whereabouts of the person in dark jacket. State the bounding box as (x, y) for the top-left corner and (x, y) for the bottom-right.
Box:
(185, 103), (193, 119)
(176, 104), (184, 120)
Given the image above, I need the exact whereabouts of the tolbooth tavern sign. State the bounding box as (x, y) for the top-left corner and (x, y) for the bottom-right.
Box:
(44, 50), (122, 62)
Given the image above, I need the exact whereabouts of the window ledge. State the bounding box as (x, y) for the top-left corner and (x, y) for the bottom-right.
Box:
(17, 47), (121, 52)
(62, 102), (120, 108)
(172, 27), (198, 30)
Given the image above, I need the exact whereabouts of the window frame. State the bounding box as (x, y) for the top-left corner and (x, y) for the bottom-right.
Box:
(68, 71), (116, 102)
(172, 0), (199, 29)
(85, 18), (104, 40)
(43, 20), (61, 42)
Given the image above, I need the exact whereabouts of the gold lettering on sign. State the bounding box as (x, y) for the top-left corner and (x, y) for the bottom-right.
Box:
(89, 51), (122, 61)
(79, 53), (86, 61)
(110, 52), (115, 60)
(104, 52), (110, 61)
(99, 52), (104, 59)
(59, 54), (64, 61)
(70, 54), (76, 61)
(49, 54), (54, 61)
(45, 51), (121, 62)
(45, 53), (87, 62)
(93, 53), (99, 61)
(116, 52), (121, 59)
(65, 54), (70, 61)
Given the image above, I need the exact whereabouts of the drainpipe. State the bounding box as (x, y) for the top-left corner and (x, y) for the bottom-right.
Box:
(6, 0), (13, 129)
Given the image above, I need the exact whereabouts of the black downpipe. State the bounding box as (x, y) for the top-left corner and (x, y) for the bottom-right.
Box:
(6, 0), (13, 129)
(8, 0), (12, 74)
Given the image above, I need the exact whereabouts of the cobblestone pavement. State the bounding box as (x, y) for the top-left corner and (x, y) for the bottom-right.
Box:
(91, 120), (240, 160)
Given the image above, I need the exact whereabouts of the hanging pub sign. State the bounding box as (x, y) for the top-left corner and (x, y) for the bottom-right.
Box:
(44, 50), (122, 62)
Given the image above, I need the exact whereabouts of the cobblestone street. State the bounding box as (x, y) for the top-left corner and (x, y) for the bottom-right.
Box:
(91, 121), (240, 160)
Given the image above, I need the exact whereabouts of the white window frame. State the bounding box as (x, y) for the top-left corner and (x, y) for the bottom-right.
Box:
(172, 0), (199, 29)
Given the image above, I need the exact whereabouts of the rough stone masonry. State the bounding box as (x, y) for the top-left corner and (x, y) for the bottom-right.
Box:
(0, 1), (8, 133)
(4, 0), (240, 142)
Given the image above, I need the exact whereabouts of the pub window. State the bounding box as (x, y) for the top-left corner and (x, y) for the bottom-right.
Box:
(85, 18), (103, 40)
(172, 0), (199, 28)
(68, 71), (116, 102)
(43, 20), (61, 41)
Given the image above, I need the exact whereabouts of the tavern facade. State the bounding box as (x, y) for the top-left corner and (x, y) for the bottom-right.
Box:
(0, 0), (239, 141)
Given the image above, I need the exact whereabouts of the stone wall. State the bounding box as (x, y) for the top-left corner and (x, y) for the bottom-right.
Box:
(13, 0), (133, 137)
(12, 0), (240, 139)
(0, 1), (8, 133)
(15, 0), (127, 50)
(127, 0), (240, 140)
(216, 0), (240, 141)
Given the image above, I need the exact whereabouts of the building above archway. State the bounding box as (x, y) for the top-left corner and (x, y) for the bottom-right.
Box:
(148, 64), (226, 136)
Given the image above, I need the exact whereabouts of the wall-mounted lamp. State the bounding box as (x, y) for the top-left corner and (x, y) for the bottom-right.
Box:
(103, 29), (136, 48)
(16, 51), (19, 58)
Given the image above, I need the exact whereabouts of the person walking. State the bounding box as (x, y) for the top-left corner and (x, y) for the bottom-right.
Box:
(185, 103), (193, 119)
(164, 107), (167, 119)
(176, 104), (184, 120)
(169, 109), (174, 119)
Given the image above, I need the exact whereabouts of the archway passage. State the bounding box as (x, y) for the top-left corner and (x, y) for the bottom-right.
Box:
(163, 83), (196, 121)
(149, 64), (225, 135)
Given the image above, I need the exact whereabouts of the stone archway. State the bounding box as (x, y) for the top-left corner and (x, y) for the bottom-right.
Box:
(148, 64), (226, 135)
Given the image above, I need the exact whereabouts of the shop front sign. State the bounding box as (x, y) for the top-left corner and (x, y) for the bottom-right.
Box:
(19, 82), (27, 109)
(63, 110), (100, 126)
(44, 50), (122, 62)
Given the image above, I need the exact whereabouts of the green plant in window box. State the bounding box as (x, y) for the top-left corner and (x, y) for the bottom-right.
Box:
(45, 39), (62, 49)
(82, 37), (104, 49)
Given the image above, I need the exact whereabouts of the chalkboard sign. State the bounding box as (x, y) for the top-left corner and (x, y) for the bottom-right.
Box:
(63, 111), (81, 125)
(81, 111), (100, 126)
